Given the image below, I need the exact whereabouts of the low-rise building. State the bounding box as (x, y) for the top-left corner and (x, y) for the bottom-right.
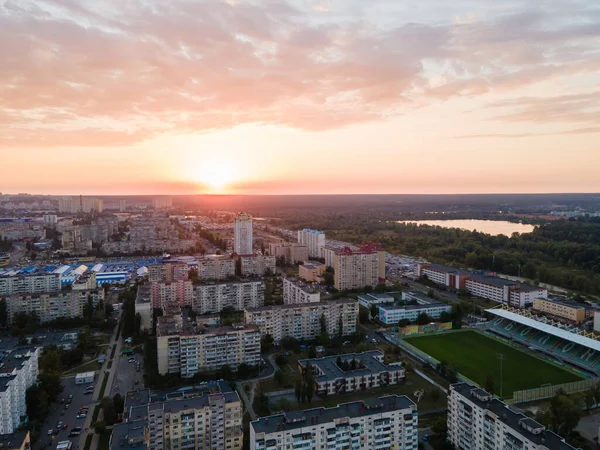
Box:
(250, 395), (417, 450)
(533, 299), (586, 324)
(244, 299), (358, 344)
(448, 383), (576, 450)
(283, 278), (320, 304)
(268, 243), (309, 264)
(0, 348), (39, 435)
(357, 293), (394, 309)
(298, 350), (405, 396)
(157, 321), (261, 377)
(193, 281), (264, 314)
(298, 262), (326, 282)
(466, 276), (547, 307)
(239, 255), (276, 277)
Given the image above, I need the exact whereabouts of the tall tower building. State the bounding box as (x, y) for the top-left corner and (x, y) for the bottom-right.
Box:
(234, 212), (253, 255)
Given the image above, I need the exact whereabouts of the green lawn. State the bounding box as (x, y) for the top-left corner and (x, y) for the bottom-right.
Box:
(405, 330), (583, 397)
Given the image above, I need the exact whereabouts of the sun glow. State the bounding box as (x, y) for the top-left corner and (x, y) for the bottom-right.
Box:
(197, 163), (235, 190)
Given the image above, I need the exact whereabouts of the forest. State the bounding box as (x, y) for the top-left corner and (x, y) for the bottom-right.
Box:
(283, 214), (600, 296)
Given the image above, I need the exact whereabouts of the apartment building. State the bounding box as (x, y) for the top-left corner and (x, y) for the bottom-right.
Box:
(250, 395), (418, 450)
(239, 255), (276, 277)
(5, 289), (102, 324)
(357, 242), (386, 280)
(193, 281), (264, 314)
(71, 270), (97, 290)
(448, 383), (576, 450)
(122, 390), (243, 450)
(150, 280), (194, 309)
(0, 273), (60, 296)
(268, 243), (309, 264)
(283, 278), (320, 304)
(196, 257), (235, 281)
(533, 299), (586, 324)
(298, 262), (326, 282)
(58, 196), (103, 213)
(152, 196), (173, 209)
(333, 248), (380, 291)
(148, 263), (189, 283)
(298, 350), (405, 396)
(244, 299), (358, 344)
(157, 322), (261, 376)
(234, 213), (253, 255)
(0, 348), (40, 435)
(297, 229), (325, 258)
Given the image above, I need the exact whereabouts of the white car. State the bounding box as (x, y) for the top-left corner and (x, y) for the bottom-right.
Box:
(47, 429), (53, 436)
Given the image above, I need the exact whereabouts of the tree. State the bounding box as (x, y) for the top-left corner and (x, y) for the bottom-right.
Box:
(295, 379), (302, 402)
(536, 390), (582, 437)
(415, 312), (432, 325)
(113, 393), (125, 414)
(101, 397), (117, 425)
(0, 299), (7, 327)
(370, 304), (379, 320)
(439, 311), (452, 323)
(261, 334), (274, 352)
(94, 421), (107, 434)
(431, 416), (448, 435)
(217, 364), (233, 381)
(583, 388), (596, 411)
(274, 369), (284, 386)
(484, 373), (495, 395)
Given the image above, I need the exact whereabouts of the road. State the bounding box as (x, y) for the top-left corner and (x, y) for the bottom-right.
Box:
(418, 428), (434, 450)
(76, 311), (123, 449)
(236, 354), (277, 421)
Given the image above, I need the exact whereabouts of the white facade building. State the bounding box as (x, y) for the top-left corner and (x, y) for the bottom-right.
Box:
(0, 273), (61, 296)
(298, 229), (325, 259)
(378, 302), (452, 324)
(283, 278), (320, 304)
(193, 281), (264, 314)
(234, 213), (253, 255)
(250, 395), (418, 450)
(196, 257), (235, 280)
(244, 299), (358, 344)
(448, 383), (576, 450)
(156, 323), (261, 377)
(0, 348), (40, 435)
(239, 255), (276, 277)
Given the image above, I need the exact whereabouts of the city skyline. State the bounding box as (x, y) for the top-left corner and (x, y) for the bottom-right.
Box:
(1, 0), (599, 195)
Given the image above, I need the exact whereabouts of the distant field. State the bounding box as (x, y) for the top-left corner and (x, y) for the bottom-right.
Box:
(405, 330), (583, 397)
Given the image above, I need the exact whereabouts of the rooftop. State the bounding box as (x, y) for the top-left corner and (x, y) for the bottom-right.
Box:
(0, 431), (30, 450)
(284, 278), (318, 294)
(423, 263), (470, 276)
(251, 395), (415, 435)
(452, 383), (576, 449)
(298, 350), (401, 382)
(246, 298), (356, 312)
(111, 421), (147, 450)
(535, 298), (586, 310)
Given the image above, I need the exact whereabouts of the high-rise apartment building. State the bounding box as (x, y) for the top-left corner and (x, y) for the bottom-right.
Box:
(196, 257), (235, 280)
(150, 280), (194, 309)
(152, 196), (173, 209)
(148, 263), (189, 283)
(333, 248), (381, 291)
(250, 395), (418, 450)
(244, 298), (358, 344)
(0, 273), (60, 297)
(298, 229), (325, 258)
(239, 255), (276, 277)
(282, 278), (320, 304)
(268, 242), (309, 264)
(193, 281), (264, 314)
(58, 196), (103, 213)
(157, 322), (261, 377)
(123, 390), (243, 450)
(234, 213), (253, 255)
(0, 348), (40, 435)
(448, 383), (576, 450)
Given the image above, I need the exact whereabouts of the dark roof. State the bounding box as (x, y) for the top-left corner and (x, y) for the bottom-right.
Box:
(251, 395), (415, 435)
(298, 350), (401, 382)
(452, 383), (576, 450)
(111, 421), (147, 450)
(246, 298), (355, 312)
(0, 431), (29, 450)
(424, 264), (470, 276)
(467, 275), (515, 287)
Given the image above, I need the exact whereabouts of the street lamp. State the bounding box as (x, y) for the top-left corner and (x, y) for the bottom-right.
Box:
(497, 354), (505, 399)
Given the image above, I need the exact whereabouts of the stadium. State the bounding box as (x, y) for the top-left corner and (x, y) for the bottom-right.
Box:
(402, 305), (599, 399)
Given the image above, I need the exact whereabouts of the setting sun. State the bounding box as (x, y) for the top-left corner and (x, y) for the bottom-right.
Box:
(198, 164), (235, 190)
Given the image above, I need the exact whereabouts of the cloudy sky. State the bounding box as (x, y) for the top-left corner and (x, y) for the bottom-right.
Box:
(1, 0), (599, 194)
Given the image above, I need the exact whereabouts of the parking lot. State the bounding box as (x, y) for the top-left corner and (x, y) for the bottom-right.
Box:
(110, 353), (144, 397)
(34, 378), (98, 450)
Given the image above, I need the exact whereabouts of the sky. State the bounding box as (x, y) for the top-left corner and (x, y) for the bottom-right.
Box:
(1, 0), (599, 195)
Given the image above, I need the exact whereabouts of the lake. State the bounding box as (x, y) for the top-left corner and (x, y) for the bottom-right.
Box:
(397, 219), (535, 236)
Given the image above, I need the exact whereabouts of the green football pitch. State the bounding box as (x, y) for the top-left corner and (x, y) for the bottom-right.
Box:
(405, 330), (584, 397)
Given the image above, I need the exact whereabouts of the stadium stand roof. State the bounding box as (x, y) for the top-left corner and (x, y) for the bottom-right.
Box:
(487, 308), (600, 352)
